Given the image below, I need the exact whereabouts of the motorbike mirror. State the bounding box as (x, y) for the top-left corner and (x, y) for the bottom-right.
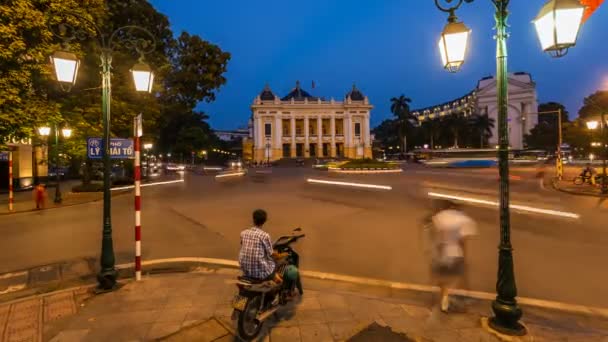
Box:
(293, 227), (302, 232)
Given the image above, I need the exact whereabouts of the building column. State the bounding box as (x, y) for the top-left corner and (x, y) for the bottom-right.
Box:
(330, 116), (336, 157)
(274, 115), (282, 160)
(304, 116), (310, 157)
(317, 117), (323, 157)
(344, 115), (351, 158)
(364, 114), (372, 158)
(291, 116), (296, 158)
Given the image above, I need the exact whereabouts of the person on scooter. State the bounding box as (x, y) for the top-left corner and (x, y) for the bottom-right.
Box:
(238, 209), (287, 283)
(580, 163), (597, 183)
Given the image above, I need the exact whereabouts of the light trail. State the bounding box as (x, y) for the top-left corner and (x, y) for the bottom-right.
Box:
(427, 192), (580, 219)
(215, 171), (246, 179)
(307, 178), (392, 190)
(111, 179), (185, 191)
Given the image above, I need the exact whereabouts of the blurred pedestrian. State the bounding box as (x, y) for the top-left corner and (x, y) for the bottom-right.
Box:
(33, 183), (47, 210)
(536, 161), (547, 190)
(424, 199), (477, 312)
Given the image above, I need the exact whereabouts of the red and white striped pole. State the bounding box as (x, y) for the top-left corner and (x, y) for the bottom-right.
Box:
(8, 151), (13, 212)
(134, 114), (143, 281)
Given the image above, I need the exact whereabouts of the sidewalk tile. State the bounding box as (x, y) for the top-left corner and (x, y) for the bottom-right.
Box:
(270, 326), (300, 342)
(328, 321), (363, 341)
(155, 307), (189, 323)
(296, 309), (326, 325)
(375, 302), (407, 318)
(4, 299), (41, 342)
(165, 295), (195, 309)
(323, 308), (354, 323)
(457, 327), (501, 342)
(297, 296), (321, 311)
(381, 315), (425, 337)
(299, 323), (333, 342)
(318, 293), (348, 310)
(401, 304), (431, 319)
(147, 321), (182, 340)
(48, 329), (89, 342)
(44, 292), (77, 322)
(423, 329), (463, 342)
(164, 318), (230, 342)
(184, 305), (215, 322)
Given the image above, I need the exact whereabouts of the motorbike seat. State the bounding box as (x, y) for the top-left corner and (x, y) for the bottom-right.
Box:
(237, 276), (267, 284)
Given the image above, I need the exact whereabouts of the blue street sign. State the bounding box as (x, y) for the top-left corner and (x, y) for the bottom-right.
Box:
(87, 138), (134, 159)
(0, 152), (8, 161)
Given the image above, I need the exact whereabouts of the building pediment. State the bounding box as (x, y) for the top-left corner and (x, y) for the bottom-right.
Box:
(476, 78), (535, 97)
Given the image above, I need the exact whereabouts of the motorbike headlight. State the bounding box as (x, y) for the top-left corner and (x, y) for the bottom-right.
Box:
(237, 162), (242, 167)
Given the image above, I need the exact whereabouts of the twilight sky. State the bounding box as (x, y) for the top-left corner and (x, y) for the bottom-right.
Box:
(149, 0), (608, 130)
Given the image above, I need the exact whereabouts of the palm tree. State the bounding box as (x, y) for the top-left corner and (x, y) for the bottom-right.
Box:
(469, 113), (495, 148)
(390, 95), (413, 152)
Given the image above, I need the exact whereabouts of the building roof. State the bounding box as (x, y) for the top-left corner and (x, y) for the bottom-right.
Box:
(345, 84), (365, 101)
(259, 84), (276, 101)
(281, 81), (318, 101)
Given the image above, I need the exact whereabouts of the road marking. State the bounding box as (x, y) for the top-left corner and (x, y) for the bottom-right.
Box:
(215, 171), (246, 178)
(114, 257), (608, 317)
(427, 192), (580, 219)
(111, 179), (185, 191)
(203, 167), (223, 171)
(307, 178), (392, 190)
(0, 271), (27, 280)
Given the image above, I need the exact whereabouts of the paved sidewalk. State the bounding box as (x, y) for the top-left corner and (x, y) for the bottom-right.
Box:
(1, 269), (606, 342)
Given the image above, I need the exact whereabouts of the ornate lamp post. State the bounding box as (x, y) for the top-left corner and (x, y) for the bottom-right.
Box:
(38, 125), (72, 203)
(586, 116), (608, 194)
(48, 12), (156, 291)
(433, 0), (584, 335)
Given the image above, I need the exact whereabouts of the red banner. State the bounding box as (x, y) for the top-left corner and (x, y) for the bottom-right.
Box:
(581, 0), (604, 22)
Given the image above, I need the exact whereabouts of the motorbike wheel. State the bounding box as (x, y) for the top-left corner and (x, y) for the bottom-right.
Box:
(237, 295), (263, 340)
(573, 177), (584, 185)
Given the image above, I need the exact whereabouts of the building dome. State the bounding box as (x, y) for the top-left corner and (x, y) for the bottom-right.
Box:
(259, 84), (276, 101)
(281, 81), (317, 101)
(346, 84), (365, 101)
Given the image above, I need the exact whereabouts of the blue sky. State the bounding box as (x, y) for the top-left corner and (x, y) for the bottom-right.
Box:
(149, 1), (608, 130)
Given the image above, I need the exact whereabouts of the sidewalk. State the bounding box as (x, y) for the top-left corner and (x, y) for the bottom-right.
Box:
(3, 268), (606, 342)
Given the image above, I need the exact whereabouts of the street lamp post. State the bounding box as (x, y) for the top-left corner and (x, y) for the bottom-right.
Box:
(49, 13), (156, 290)
(434, 0), (584, 335)
(38, 125), (72, 203)
(586, 115), (608, 194)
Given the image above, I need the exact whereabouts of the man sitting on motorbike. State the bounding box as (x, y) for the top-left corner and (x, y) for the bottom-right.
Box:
(581, 164), (597, 181)
(239, 209), (288, 284)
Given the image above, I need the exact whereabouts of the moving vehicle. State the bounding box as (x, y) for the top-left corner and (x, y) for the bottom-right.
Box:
(232, 228), (305, 340)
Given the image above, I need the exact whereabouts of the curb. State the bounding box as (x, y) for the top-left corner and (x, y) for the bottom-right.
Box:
(3, 257), (605, 319)
(0, 189), (131, 216)
(551, 179), (608, 198)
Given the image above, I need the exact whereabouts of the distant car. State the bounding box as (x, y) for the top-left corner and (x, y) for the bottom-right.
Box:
(227, 159), (243, 170)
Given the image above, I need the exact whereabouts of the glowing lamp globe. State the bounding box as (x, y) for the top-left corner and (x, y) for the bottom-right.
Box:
(534, 0), (585, 58)
(438, 20), (471, 73)
(50, 51), (80, 84)
(131, 62), (154, 92)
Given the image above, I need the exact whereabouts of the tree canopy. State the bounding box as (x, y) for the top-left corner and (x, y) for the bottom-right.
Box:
(1, 0), (231, 166)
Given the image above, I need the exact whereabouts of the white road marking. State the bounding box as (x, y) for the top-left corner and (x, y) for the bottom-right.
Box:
(111, 179), (185, 191)
(114, 257), (608, 317)
(307, 178), (392, 190)
(0, 284), (27, 295)
(428, 192), (580, 219)
(0, 271), (27, 280)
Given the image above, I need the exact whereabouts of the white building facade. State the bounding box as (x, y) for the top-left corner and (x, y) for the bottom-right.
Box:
(250, 82), (373, 162)
(414, 73), (539, 150)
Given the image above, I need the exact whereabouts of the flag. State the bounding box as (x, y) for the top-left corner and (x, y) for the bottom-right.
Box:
(582, 0), (604, 23)
(312, 80), (316, 89)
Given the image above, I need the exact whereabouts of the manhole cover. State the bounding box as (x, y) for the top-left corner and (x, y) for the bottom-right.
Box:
(347, 322), (415, 342)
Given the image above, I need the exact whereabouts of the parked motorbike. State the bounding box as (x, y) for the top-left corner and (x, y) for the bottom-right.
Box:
(232, 228), (305, 340)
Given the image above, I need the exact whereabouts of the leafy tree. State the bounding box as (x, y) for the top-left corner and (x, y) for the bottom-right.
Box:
(469, 113), (495, 148)
(579, 91), (608, 120)
(524, 122), (559, 151)
(389, 95), (413, 152)
(443, 113), (469, 148)
(372, 119), (399, 149)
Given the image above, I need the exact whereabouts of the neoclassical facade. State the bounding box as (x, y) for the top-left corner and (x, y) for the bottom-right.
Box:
(249, 82), (373, 162)
(413, 73), (539, 150)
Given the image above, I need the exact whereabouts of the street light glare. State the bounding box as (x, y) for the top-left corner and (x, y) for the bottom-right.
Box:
(50, 51), (80, 84)
(587, 120), (599, 130)
(144, 143), (153, 150)
(131, 63), (154, 93)
(534, 0), (585, 57)
(38, 126), (51, 136)
(61, 128), (72, 138)
(438, 21), (471, 73)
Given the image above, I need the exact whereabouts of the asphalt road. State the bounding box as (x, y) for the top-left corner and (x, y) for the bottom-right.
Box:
(0, 165), (606, 308)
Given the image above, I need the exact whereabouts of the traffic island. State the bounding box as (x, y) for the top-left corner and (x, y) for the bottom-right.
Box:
(552, 178), (608, 198)
(328, 159), (402, 174)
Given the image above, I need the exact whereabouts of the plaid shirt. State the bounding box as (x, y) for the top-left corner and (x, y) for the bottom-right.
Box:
(239, 226), (275, 279)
